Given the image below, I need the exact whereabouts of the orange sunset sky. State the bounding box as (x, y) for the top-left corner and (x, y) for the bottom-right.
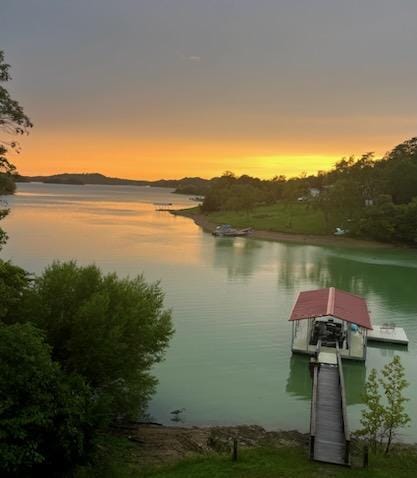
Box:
(2, 1), (416, 180)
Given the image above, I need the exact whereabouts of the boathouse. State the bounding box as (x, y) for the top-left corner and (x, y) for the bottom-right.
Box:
(289, 287), (372, 361)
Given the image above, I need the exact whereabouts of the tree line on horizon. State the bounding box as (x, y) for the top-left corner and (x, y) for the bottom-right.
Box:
(200, 137), (417, 245)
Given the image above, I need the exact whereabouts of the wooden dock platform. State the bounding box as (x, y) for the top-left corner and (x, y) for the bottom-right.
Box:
(367, 325), (408, 345)
(310, 347), (350, 466)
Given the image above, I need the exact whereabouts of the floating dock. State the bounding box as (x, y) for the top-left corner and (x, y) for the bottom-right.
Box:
(367, 325), (408, 345)
(289, 287), (409, 466)
(154, 202), (173, 211)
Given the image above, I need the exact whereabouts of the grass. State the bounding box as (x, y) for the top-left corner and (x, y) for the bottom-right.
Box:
(146, 447), (417, 478)
(206, 203), (333, 235)
(76, 435), (417, 478)
(75, 434), (141, 478)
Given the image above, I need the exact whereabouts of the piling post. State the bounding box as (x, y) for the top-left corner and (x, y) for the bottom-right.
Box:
(232, 437), (238, 462)
(363, 445), (369, 468)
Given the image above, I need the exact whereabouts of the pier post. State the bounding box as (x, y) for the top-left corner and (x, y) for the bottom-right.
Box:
(363, 445), (369, 468)
(232, 438), (238, 461)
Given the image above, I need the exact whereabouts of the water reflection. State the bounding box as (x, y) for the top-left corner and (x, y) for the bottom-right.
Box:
(212, 238), (263, 279)
(285, 355), (311, 400)
(210, 234), (417, 324)
(276, 247), (417, 320)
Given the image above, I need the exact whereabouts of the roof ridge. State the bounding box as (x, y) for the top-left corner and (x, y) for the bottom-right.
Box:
(326, 287), (336, 315)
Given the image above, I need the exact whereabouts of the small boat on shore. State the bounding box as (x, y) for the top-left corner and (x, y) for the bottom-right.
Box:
(212, 224), (253, 237)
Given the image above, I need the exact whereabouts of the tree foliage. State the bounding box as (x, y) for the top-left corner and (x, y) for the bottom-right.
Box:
(0, 50), (32, 251)
(0, 323), (92, 475)
(0, 260), (30, 323)
(18, 261), (174, 422)
(379, 355), (410, 454)
(201, 137), (417, 244)
(1, 260), (173, 474)
(358, 368), (385, 452)
(358, 356), (410, 455)
(0, 50), (32, 174)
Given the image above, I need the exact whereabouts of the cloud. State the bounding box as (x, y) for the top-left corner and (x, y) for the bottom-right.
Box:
(176, 51), (201, 62)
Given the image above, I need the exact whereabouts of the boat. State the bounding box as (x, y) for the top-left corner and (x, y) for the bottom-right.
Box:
(212, 224), (253, 237)
(334, 227), (349, 236)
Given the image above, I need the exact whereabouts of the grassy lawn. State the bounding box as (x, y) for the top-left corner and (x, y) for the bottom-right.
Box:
(206, 203), (333, 235)
(76, 435), (417, 478)
(145, 448), (417, 478)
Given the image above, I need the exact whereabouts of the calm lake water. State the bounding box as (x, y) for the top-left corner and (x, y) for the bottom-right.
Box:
(2, 183), (417, 441)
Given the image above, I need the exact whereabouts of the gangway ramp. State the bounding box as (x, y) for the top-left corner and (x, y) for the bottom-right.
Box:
(310, 346), (350, 466)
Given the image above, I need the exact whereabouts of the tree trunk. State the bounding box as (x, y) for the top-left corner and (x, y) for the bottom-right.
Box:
(385, 429), (392, 455)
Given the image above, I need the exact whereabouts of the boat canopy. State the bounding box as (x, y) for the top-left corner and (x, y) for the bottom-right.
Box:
(289, 287), (372, 330)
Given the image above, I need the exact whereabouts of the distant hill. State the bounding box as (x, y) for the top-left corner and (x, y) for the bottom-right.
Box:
(15, 173), (210, 194)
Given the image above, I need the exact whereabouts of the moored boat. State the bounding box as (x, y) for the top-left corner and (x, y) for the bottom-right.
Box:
(212, 224), (252, 237)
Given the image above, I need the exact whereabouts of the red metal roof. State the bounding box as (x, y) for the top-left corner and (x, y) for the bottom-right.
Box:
(289, 287), (372, 329)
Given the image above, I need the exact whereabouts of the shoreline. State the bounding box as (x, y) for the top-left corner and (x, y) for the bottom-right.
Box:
(172, 209), (403, 250)
(112, 423), (308, 465)
(107, 423), (417, 469)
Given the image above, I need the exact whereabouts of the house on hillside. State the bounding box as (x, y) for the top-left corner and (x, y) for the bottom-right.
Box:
(298, 188), (321, 202)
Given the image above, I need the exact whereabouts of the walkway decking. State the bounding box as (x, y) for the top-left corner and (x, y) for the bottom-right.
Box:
(310, 349), (350, 466)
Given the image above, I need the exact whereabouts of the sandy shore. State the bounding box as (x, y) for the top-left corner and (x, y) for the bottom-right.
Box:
(112, 423), (308, 465)
(172, 209), (398, 250)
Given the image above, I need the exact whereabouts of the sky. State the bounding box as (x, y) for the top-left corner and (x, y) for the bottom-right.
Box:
(1, 0), (416, 180)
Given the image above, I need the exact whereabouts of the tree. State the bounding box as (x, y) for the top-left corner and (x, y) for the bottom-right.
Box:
(18, 261), (174, 422)
(380, 137), (417, 204)
(358, 356), (410, 455)
(358, 368), (384, 452)
(0, 260), (31, 323)
(224, 184), (259, 213)
(0, 207), (8, 250)
(0, 323), (92, 475)
(1, 50), (32, 250)
(379, 355), (410, 455)
(0, 50), (32, 186)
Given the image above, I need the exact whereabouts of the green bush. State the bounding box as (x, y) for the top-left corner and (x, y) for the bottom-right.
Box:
(0, 323), (92, 475)
(19, 261), (174, 422)
(0, 260), (30, 324)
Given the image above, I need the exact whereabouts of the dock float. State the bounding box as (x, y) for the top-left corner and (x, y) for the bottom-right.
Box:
(310, 344), (350, 466)
(153, 202), (173, 211)
(367, 325), (408, 345)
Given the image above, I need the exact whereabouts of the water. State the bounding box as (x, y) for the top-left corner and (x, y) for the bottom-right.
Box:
(2, 183), (417, 440)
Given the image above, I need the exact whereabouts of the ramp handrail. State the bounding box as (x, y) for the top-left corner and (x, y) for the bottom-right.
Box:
(336, 344), (350, 464)
(309, 364), (319, 459)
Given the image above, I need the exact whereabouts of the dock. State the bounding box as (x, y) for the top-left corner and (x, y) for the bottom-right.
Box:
(367, 325), (408, 345)
(153, 202), (173, 211)
(310, 344), (350, 466)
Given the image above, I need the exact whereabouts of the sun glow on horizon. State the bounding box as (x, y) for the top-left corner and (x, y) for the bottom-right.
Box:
(16, 132), (392, 181)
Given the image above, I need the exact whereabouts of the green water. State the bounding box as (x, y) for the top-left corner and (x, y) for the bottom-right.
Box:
(2, 183), (417, 440)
